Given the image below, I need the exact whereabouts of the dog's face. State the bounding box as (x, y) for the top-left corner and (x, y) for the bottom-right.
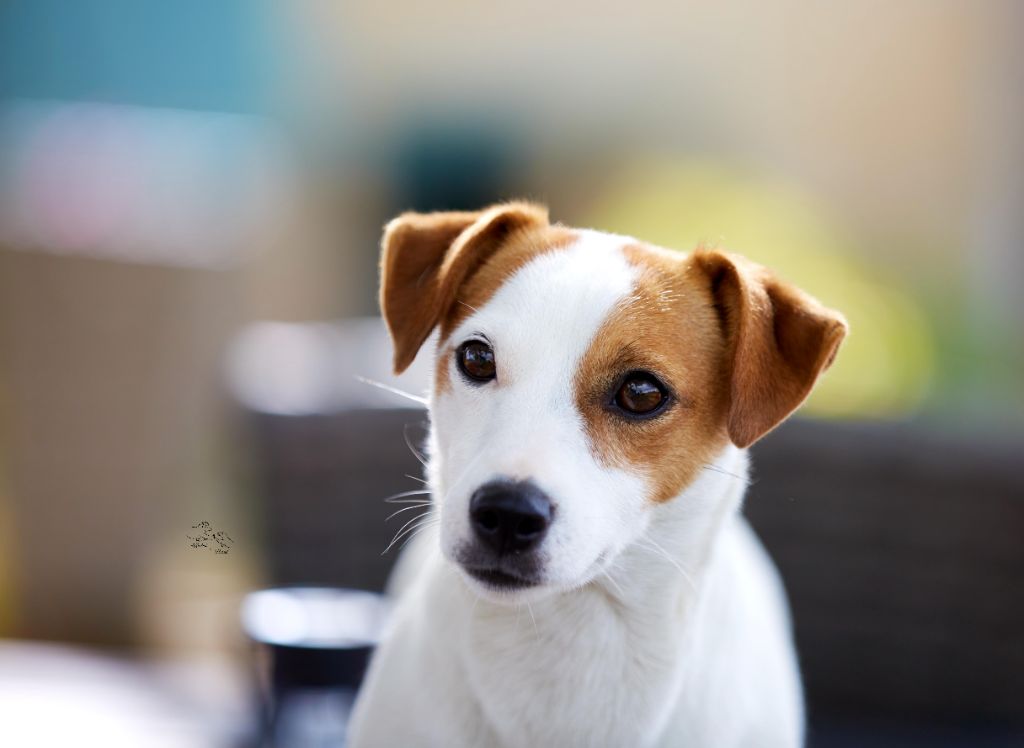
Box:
(381, 203), (846, 601)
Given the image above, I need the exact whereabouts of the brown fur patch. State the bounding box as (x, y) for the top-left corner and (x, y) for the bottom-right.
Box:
(433, 223), (578, 394)
(439, 224), (579, 340)
(575, 244), (732, 504)
(380, 202), (552, 374)
(575, 242), (847, 503)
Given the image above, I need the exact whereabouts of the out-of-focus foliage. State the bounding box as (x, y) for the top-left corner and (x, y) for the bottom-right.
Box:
(590, 159), (935, 418)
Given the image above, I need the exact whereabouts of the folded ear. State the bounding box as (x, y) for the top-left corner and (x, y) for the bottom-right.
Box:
(380, 202), (549, 373)
(693, 248), (848, 448)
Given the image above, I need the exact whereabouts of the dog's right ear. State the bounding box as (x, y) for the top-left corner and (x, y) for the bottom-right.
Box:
(380, 202), (549, 373)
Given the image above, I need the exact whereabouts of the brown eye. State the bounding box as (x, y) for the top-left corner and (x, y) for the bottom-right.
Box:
(614, 372), (669, 416)
(457, 340), (496, 383)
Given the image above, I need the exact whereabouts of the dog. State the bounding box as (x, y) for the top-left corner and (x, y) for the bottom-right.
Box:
(348, 202), (847, 747)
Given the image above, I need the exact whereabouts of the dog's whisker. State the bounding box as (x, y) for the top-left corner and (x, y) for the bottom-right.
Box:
(354, 375), (428, 406)
(383, 520), (430, 557)
(398, 518), (440, 552)
(404, 474), (429, 485)
(635, 536), (698, 593)
(382, 510), (437, 555)
(440, 451), (486, 506)
(403, 423), (429, 468)
(701, 463), (751, 484)
(393, 514), (439, 549)
(526, 601), (539, 638)
(386, 503), (434, 522)
(399, 512), (436, 536)
(384, 498), (432, 507)
(600, 567), (627, 599)
(382, 488), (432, 503)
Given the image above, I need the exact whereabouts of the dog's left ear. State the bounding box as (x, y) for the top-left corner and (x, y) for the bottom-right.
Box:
(380, 202), (549, 373)
(693, 248), (848, 449)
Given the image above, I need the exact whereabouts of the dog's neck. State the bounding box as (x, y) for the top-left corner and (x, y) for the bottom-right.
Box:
(601, 445), (748, 609)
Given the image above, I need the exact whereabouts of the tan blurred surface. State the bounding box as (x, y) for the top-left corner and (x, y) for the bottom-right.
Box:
(0, 248), (240, 645)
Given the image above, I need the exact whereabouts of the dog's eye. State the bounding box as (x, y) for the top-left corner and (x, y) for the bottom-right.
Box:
(613, 372), (669, 416)
(457, 340), (496, 383)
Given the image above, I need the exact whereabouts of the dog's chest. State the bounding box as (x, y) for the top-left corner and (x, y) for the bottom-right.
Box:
(457, 590), (689, 748)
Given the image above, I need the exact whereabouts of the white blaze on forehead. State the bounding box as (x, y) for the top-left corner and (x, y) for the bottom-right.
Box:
(449, 230), (638, 374)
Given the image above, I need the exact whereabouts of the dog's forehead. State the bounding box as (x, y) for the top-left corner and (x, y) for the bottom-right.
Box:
(451, 230), (638, 357)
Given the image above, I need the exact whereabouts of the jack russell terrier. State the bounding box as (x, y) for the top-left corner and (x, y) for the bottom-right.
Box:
(348, 202), (847, 747)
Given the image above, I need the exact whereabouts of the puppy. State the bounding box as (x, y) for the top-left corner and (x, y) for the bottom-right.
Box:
(348, 202), (846, 748)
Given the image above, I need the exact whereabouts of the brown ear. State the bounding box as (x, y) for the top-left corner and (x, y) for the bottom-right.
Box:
(693, 248), (848, 448)
(380, 202), (549, 373)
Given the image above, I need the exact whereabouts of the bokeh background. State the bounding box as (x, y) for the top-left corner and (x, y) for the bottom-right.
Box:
(0, 1), (1021, 746)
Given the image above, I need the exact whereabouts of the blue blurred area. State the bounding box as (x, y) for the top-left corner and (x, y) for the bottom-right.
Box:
(0, 0), (274, 112)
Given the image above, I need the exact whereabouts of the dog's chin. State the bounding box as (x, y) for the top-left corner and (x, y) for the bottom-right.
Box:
(457, 564), (560, 604)
(446, 540), (614, 605)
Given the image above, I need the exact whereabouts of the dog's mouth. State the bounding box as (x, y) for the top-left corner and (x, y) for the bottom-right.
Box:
(453, 539), (546, 594)
(462, 564), (540, 591)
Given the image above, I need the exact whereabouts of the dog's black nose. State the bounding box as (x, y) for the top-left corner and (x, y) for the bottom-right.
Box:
(469, 480), (553, 555)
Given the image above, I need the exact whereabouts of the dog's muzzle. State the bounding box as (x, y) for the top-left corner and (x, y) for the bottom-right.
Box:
(458, 478), (553, 589)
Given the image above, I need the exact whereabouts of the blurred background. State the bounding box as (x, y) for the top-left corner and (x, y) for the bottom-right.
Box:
(0, 1), (1021, 746)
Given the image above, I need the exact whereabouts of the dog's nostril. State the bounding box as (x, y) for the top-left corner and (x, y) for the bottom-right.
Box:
(515, 515), (545, 539)
(477, 509), (500, 533)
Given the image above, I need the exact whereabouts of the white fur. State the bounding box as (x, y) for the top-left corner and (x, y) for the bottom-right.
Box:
(348, 232), (804, 747)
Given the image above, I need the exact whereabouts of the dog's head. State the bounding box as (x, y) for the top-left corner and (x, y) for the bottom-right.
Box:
(380, 202), (846, 601)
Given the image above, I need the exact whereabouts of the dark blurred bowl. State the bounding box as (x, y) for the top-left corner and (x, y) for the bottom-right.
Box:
(241, 587), (389, 746)
(242, 587), (388, 690)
